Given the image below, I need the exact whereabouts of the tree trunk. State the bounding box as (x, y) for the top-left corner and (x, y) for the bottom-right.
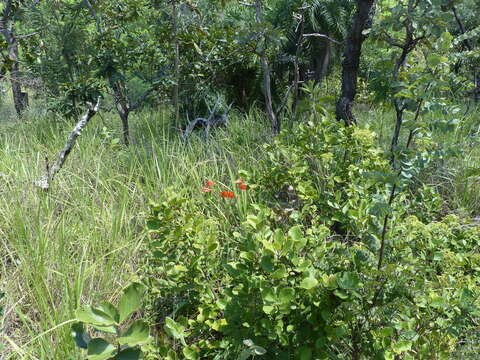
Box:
(119, 109), (130, 146)
(390, 104), (403, 166)
(292, 12), (305, 116)
(320, 38), (331, 79)
(0, 13), (28, 117)
(335, 0), (376, 125)
(172, 0), (180, 127)
(254, 0), (280, 135)
(110, 78), (131, 146)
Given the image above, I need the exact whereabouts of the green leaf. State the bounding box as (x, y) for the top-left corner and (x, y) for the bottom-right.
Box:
(183, 346), (200, 360)
(333, 289), (349, 300)
(118, 320), (150, 347)
(379, 327), (394, 338)
(288, 226), (303, 241)
(71, 322), (91, 349)
(262, 305), (274, 314)
(93, 324), (117, 334)
(116, 348), (141, 360)
(87, 338), (117, 360)
(164, 317), (186, 340)
(251, 345), (267, 355)
(392, 340), (412, 354)
(337, 272), (360, 290)
(299, 277), (318, 290)
(118, 282), (146, 323)
(97, 302), (119, 323)
(146, 219), (161, 231)
(271, 264), (287, 279)
(76, 306), (116, 327)
(278, 288), (295, 304)
(260, 255), (274, 273)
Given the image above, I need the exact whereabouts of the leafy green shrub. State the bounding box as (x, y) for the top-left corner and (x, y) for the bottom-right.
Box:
(143, 114), (480, 359)
(72, 283), (150, 360)
(256, 116), (390, 237)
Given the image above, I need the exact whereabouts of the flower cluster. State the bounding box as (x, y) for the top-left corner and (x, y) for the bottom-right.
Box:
(201, 178), (248, 199)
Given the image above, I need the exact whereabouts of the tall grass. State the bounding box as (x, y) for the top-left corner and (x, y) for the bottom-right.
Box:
(0, 108), (268, 359)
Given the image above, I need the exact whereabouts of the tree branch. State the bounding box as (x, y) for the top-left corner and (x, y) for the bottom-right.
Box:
(303, 33), (342, 45)
(34, 98), (101, 190)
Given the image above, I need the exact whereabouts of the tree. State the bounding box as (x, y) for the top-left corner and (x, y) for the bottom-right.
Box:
(335, 0), (376, 125)
(0, 0), (32, 116)
(82, 0), (161, 145)
(253, 0), (280, 135)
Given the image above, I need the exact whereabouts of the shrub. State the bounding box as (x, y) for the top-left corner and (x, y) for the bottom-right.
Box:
(143, 113), (480, 359)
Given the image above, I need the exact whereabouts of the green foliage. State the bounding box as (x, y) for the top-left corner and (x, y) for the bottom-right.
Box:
(143, 103), (480, 358)
(73, 282), (150, 359)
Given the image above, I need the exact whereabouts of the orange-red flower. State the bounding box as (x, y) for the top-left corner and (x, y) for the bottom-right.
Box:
(220, 191), (235, 198)
(202, 187), (212, 193)
(239, 183), (248, 191)
(235, 178), (244, 185)
(206, 180), (216, 187)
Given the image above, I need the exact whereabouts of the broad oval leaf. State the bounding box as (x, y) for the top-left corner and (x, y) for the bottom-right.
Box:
(119, 282), (146, 323)
(299, 277), (318, 290)
(118, 320), (150, 347)
(76, 306), (116, 327)
(87, 338), (117, 360)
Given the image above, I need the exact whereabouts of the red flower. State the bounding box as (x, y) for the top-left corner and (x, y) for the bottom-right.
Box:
(220, 191), (235, 198)
(235, 178), (244, 185)
(239, 183), (248, 191)
(206, 180), (216, 187)
(202, 187), (212, 193)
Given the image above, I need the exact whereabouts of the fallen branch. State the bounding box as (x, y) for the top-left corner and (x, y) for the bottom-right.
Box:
(34, 98), (100, 190)
(182, 97), (230, 141)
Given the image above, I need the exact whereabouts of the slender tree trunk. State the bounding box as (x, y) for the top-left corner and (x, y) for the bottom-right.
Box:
(0, 13), (28, 116)
(254, 0), (280, 135)
(110, 78), (131, 146)
(292, 13), (305, 116)
(388, 0), (419, 168)
(83, 0), (134, 145)
(335, 0), (376, 125)
(320, 38), (331, 79)
(10, 39), (28, 116)
(172, 0), (180, 127)
(390, 46), (409, 165)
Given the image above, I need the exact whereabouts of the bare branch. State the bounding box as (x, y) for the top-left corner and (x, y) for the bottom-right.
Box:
(34, 98), (101, 190)
(303, 33), (342, 45)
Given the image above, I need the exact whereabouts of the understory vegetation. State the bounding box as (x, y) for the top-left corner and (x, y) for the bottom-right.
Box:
(1, 0), (480, 359)
(1, 95), (479, 359)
